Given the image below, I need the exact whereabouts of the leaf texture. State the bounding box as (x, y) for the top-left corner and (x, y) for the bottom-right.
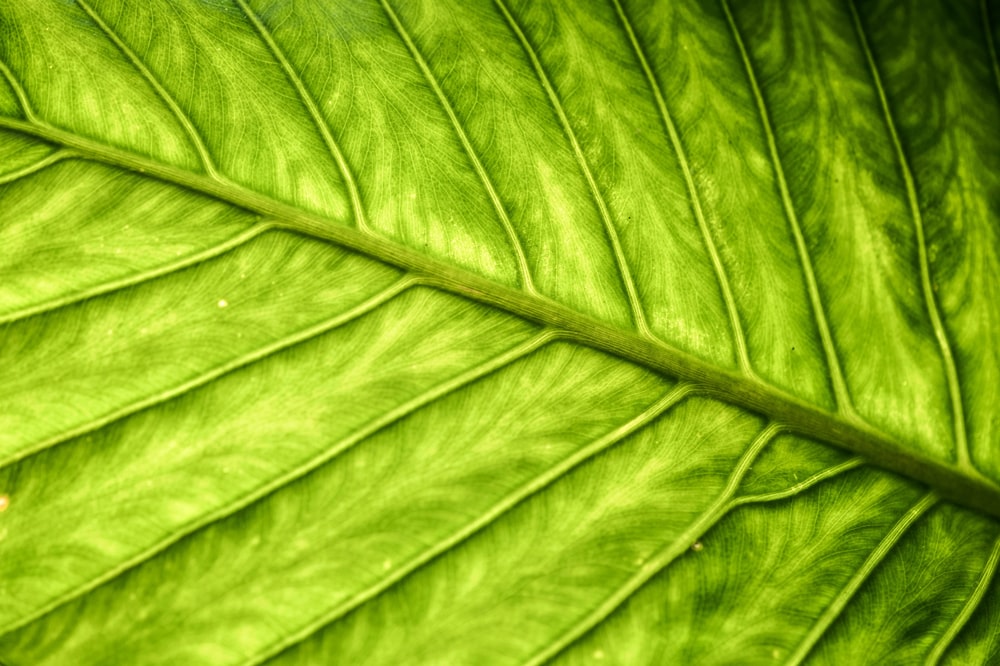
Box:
(0, 0), (998, 664)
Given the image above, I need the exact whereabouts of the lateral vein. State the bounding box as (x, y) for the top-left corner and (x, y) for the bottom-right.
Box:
(232, 0), (370, 233)
(0, 148), (74, 185)
(728, 456), (865, 508)
(0, 59), (40, 123)
(786, 491), (939, 665)
(846, 0), (969, 469)
(924, 532), (1000, 665)
(612, 0), (754, 378)
(719, 0), (855, 417)
(522, 422), (783, 666)
(244, 381), (696, 666)
(527, 445), (865, 665)
(379, 0), (537, 294)
(0, 275), (415, 474)
(492, 0), (654, 340)
(0, 313), (552, 640)
(0, 222), (274, 327)
(75, 0), (222, 179)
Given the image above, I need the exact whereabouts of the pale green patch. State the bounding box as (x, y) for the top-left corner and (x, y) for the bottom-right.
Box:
(0, 0), (998, 664)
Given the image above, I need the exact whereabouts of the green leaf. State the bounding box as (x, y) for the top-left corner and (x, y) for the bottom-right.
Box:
(1, 0), (999, 663)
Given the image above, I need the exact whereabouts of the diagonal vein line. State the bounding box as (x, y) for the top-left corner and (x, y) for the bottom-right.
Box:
(245, 381), (696, 666)
(984, 0), (1000, 98)
(0, 59), (40, 124)
(3, 115), (999, 517)
(925, 532), (1000, 665)
(532, 449), (866, 666)
(232, 0), (370, 233)
(846, 0), (969, 468)
(0, 323), (555, 640)
(612, 0), (754, 378)
(524, 422), (783, 666)
(492, 0), (654, 339)
(719, 0), (855, 416)
(0, 276), (417, 474)
(75, 0), (221, 179)
(378, 0), (537, 294)
(727, 456), (865, 508)
(786, 491), (939, 665)
(0, 222), (273, 327)
(0, 148), (75, 185)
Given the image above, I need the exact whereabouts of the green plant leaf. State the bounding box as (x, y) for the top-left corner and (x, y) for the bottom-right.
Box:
(1, 0), (999, 663)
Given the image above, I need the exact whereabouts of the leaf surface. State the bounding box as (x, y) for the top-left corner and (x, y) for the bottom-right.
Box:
(0, 0), (999, 664)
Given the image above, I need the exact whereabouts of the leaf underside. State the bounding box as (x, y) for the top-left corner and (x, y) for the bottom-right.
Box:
(0, 0), (999, 664)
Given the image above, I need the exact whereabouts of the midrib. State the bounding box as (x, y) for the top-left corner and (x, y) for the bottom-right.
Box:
(3, 115), (999, 518)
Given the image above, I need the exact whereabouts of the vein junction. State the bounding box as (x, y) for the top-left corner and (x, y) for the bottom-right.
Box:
(0, 63), (998, 519)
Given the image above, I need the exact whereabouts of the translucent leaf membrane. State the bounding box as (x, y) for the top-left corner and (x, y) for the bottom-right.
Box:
(859, 0), (1000, 479)
(0, 0), (998, 663)
(0, 159), (258, 326)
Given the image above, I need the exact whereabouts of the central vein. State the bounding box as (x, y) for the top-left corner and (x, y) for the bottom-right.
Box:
(0, 114), (998, 518)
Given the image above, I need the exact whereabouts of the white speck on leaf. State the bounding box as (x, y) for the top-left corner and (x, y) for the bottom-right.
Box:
(691, 541), (703, 552)
(218, 299), (228, 308)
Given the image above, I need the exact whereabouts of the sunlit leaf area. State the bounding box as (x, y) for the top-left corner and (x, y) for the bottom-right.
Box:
(1, 0), (999, 663)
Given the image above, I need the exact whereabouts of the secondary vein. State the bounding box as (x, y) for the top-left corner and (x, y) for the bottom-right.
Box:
(846, 0), (969, 469)
(0, 308), (552, 641)
(728, 456), (866, 508)
(75, 0), (221, 179)
(1, 115), (999, 519)
(611, 0), (755, 379)
(0, 60), (40, 124)
(378, 0), (537, 294)
(246, 382), (696, 666)
(0, 148), (73, 185)
(522, 422), (783, 666)
(0, 222), (273, 327)
(0, 272), (415, 474)
(719, 0), (856, 417)
(232, 0), (370, 233)
(786, 491), (939, 665)
(492, 0), (655, 340)
(924, 532), (1000, 665)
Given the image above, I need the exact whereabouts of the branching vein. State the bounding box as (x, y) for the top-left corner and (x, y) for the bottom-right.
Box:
(246, 381), (696, 666)
(0, 223), (273, 327)
(728, 456), (865, 508)
(0, 316), (554, 640)
(492, 0), (654, 339)
(0, 148), (74, 186)
(232, 0), (370, 232)
(846, 0), (969, 469)
(786, 491), (939, 665)
(522, 422), (783, 666)
(0, 59), (40, 123)
(378, 0), (537, 294)
(719, 0), (856, 416)
(612, 0), (754, 378)
(0, 274), (416, 475)
(925, 532), (1000, 665)
(75, 0), (221, 179)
